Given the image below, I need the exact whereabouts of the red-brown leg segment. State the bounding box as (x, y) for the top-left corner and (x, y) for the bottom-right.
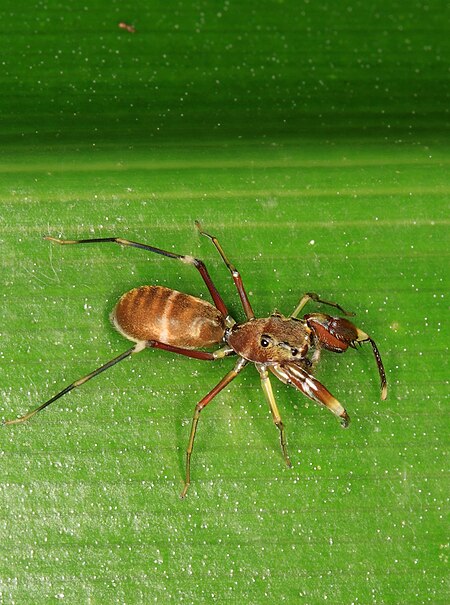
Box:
(146, 341), (235, 361)
(45, 235), (229, 317)
(195, 221), (255, 320)
(180, 357), (248, 498)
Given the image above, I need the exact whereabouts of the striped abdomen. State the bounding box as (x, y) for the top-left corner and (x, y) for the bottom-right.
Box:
(111, 285), (226, 349)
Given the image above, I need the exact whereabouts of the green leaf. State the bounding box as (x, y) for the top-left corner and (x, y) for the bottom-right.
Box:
(0, 2), (448, 604)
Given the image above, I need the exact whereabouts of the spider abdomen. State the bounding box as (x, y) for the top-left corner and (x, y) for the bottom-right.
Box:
(112, 285), (226, 348)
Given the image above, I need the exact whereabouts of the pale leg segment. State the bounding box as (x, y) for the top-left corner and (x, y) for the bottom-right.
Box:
(257, 365), (292, 467)
(290, 292), (355, 319)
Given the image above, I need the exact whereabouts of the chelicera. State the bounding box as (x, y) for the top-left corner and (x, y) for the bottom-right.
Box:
(4, 222), (387, 497)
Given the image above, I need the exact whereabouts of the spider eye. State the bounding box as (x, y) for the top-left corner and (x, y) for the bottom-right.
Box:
(260, 336), (270, 348)
(291, 348), (299, 356)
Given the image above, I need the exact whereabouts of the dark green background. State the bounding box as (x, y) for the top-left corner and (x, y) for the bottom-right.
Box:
(1, 1), (448, 604)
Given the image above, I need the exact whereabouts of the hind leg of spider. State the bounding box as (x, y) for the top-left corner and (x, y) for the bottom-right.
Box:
(195, 221), (255, 320)
(3, 342), (146, 426)
(258, 366), (292, 467)
(45, 234), (229, 318)
(181, 357), (248, 498)
(4, 340), (236, 426)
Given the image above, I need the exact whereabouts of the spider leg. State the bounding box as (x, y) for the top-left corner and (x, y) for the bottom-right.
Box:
(45, 234), (229, 318)
(181, 357), (248, 498)
(195, 221), (255, 321)
(257, 365), (291, 467)
(3, 342), (146, 425)
(290, 292), (355, 318)
(4, 342), (235, 426)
